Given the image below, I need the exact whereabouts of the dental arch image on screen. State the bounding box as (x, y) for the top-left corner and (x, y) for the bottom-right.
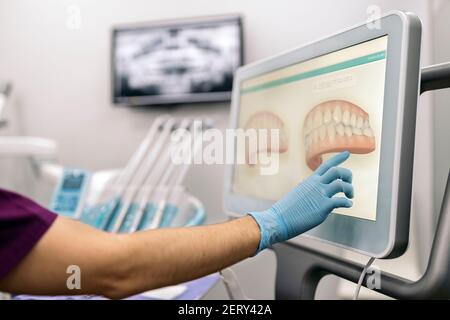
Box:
(232, 36), (388, 221)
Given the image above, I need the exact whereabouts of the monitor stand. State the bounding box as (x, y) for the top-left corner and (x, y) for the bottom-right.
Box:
(273, 62), (450, 300)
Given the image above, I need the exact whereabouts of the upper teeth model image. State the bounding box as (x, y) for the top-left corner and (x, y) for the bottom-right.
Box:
(244, 111), (288, 166)
(303, 100), (375, 170)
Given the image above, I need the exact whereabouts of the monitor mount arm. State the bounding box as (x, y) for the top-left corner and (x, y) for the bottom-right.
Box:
(273, 62), (450, 300)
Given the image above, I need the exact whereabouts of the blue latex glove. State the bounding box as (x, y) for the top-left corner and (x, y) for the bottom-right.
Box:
(249, 151), (354, 254)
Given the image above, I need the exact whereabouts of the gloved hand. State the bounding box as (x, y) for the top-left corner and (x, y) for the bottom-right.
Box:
(249, 151), (354, 254)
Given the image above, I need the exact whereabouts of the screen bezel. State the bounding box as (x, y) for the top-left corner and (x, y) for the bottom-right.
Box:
(111, 14), (244, 106)
(224, 12), (421, 258)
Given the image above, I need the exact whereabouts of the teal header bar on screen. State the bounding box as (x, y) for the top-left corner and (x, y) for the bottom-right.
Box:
(241, 50), (386, 95)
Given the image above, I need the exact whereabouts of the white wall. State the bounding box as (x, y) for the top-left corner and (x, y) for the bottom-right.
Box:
(0, 0), (443, 299)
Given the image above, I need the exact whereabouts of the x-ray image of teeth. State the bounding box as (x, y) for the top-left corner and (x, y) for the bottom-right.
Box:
(114, 22), (241, 97)
(303, 100), (376, 170)
(243, 111), (289, 166)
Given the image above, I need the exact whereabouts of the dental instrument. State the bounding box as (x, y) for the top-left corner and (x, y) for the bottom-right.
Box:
(141, 120), (204, 230)
(93, 115), (170, 229)
(110, 117), (178, 232)
(113, 114), (170, 197)
(152, 119), (212, 228)
(128, 118), (194, 232)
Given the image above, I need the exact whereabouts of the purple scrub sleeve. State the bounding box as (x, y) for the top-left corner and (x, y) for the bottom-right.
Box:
(0, 188), (57, 279)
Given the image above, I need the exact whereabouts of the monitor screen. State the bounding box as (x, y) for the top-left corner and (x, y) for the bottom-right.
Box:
(232, 36), (388, 221)
(112, 15), (243, 106)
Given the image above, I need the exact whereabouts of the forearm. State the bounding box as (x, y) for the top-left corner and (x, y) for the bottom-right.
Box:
(116, 216), (259, 297)
(0, 215), (260, 299)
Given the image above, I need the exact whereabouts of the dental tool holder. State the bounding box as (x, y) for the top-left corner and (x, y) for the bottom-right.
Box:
(273, 62), (450, 299)
(78, 178), (206, 231)
(48, 115), (209, 231)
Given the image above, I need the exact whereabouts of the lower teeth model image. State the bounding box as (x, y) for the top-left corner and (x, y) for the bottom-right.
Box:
(244, 111), (288, 166)
(304, 100), (375, 170)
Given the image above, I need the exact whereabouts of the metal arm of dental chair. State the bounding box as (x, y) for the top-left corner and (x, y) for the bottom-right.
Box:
(273, 62), (450, 300)
(420, 62), (450, 94)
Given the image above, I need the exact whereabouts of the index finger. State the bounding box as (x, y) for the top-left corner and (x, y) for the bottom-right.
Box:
(315, 151), (350, 175)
